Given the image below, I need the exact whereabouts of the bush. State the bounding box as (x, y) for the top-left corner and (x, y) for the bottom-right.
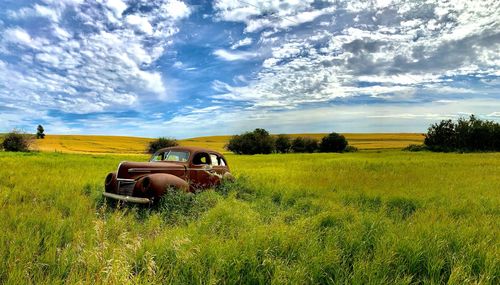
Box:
(1, 130), (33, 152)
(343, 145), (358, 152)
(403, 144), (428, 152)
(147, 137), (178, 154)
(275, 134), (292, 153)
(226, 128), (275, 154)
(319, 132), (348, 152)
(291, 137), (319, 153)
(424, 115), (500, 152)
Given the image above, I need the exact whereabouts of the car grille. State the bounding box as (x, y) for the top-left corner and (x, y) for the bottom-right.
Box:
(117, 180), (135, 196)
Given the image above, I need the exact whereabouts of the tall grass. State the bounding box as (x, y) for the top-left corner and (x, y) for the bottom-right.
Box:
(0, 151), (498, 284)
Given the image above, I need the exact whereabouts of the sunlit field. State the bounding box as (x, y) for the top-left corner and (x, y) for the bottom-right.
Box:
(32, 133), (424, 154)
(33, 135), (152, 154)
(0, 150), (498, 284)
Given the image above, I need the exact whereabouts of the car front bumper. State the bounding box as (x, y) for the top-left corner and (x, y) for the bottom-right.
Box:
(102, 192), (151, 204)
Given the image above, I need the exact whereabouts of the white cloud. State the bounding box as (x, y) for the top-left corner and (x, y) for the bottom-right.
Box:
(160, 0), (191, 20)
(0, 0), (498, 136)
(0, 0), (191, 114)
(36, 53), (60, 66)
(126, 15), (154, 35)
(53, 26), (71, 39)
(214, 0), (335, 32)
(213, 49), (257, 61)
(3, 28), (34, 46)
(212, 0), (500, 110)
(105, 0), (128, 18)
(231, 37), (253, 49)
(34, 4), (60, 22)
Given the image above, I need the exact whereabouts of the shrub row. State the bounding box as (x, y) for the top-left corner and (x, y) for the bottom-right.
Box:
(226, 129), (356, 154)
(406, 115), (500, 152)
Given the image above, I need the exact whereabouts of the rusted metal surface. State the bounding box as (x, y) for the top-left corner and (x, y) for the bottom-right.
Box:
(103, 146), (232, 204)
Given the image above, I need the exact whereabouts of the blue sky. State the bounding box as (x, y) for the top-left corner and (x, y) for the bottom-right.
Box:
(0, 0), (499, 138)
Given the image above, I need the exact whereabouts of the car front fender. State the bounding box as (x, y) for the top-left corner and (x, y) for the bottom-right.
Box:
(135, 173), (189, 198)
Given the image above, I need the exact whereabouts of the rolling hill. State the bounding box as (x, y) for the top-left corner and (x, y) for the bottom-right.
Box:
(29, 133), (424, 154)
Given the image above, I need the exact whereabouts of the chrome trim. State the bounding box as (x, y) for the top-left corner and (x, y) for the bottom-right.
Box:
(128, 168), (183, 173)
(117, 161), (125, 175)
(117, 178), (135, 182)
(128, 169), (151, 173)
(103, 192), (151, 204)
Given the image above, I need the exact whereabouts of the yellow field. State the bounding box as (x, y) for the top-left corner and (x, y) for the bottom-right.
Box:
(33, 135), (152, 154)
(32, 133), (424, 154)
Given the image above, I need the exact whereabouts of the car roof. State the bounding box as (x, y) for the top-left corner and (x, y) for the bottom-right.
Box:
(157, 146), (225, 157)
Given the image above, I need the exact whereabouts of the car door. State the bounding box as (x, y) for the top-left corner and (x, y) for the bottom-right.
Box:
(189, 152), (214, 189)
(210, 153), (228, 179)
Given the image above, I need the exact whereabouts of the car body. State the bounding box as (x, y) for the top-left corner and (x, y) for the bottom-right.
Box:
(103, 146), (233, 204)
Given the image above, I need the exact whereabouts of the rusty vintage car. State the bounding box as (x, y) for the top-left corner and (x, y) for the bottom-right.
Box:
(103, 146), (233, 204)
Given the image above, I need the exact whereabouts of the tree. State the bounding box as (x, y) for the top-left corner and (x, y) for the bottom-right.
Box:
(275, 134), (291, 153)
(424, 119), (456, 152)
(226, 128), (275, 154)
(423, 115), (500, 152)
(291, 137), (319, 153)
(319, 132), (348, 152)
(2, 130), (33, 152)
(147, 137), (178, 154)
(36, 125), (45, 139)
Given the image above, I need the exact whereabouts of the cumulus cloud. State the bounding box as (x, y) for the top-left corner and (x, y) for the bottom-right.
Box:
(0, 0), (498, 137)
(0, 0), (191, 114)
(3, 27), (37, 47)
(212, 0), (500, 110)
(213, 0), (334, 32)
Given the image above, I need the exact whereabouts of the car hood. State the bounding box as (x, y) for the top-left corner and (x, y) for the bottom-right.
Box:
(116, 161), (186, 180)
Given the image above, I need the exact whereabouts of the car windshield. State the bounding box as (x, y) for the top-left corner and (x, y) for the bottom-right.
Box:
(151, 150), (189, 162)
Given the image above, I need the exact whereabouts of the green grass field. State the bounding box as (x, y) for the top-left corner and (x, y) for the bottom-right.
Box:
(0, 150), (498, 284)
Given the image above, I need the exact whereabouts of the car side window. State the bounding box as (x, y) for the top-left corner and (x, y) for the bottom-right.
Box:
(210, 154), (219, 166)
(192, 152), (210, 165)
(219, 156), (226, 166)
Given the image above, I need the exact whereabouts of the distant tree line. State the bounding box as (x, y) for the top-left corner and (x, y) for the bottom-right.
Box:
(226, 128), (356, 154)
(405, 115), (500, 152)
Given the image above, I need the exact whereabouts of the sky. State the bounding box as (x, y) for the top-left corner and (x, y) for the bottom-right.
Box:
(0, 0), (499, 138)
